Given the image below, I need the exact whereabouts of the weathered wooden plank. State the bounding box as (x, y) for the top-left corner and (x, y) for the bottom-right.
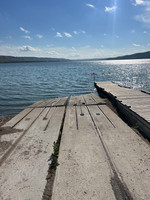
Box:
(119, 96), (150, 100)
(1, 93), (150, 200)
(95, 81), (150, 139)
(68, 96), (77, 106)
(28, 97), (68, 108)
(90, 93), (106, 104)
(35, 99), (57, 107)
(0, 108), (45, 166)
(88, 105), (150, 199)
(0, 107), (65, 200)
(55, 96), (68, 106)
(14, 107), (44, 130)
(0, 129), (24, 162)
(44, 98), (60, 107)
(96, 82), (149, 98)
(52, 106), (116, 200)
(82, 93), (96, 105)
(28, 100), (47, 108)
(69, 95), (85, 106)
(3, 108), (33, 128)
(131, 107), (150, 113)
(74, 95), (85, 105)
(83, 93), (105, 105)
(120, 98), (150, 106)
(69, 94), (105, 106)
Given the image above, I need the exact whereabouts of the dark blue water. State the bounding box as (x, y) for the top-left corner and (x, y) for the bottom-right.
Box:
(0, 59), (150, 116)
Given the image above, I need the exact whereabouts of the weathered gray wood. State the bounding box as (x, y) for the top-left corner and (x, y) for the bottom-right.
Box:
(0, 130), (24, 162)
(83, 93), (105, 105)
(55, 96), (68, 106)
(121, 99), (150, 107)
(96, 82), (149, 99)
(29, 97), (68, 108)
(1, 94), (150, 200)
(0, 108), (45, 166)
(69, 93), (105, 106)
(14, 108), (44, 130)
(0, 107), (65, 200)
(88, 105), (150, 199)
(3, 107), (33, 128)
(28, 100), (47, 108)
(52, 106), (116, 200)
(81, 94), (95, 105)
(35, 99), (57, 107)
(45, 98), (61, 107)
(69, 95), (85, 106)
(90, 93), (106, 104)
(95, 81), (150, 139)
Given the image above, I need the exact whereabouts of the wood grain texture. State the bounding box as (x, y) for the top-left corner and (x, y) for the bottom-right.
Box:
(96, 81), (150, 137)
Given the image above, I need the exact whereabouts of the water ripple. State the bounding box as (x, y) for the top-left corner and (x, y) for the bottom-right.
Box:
(0, 60), (150, 115)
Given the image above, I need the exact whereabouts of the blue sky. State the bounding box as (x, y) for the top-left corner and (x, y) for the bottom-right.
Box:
(0, 0), (150, 59)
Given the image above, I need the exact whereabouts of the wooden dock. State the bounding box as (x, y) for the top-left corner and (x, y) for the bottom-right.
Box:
(95, 81), (150, 139)
(0, 94), (150, 200)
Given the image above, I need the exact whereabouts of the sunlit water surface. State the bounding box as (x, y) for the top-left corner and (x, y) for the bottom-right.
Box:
(0, 59), (150, 115)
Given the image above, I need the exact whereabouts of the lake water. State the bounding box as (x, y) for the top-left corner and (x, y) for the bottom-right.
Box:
(0, 59), (150, 116)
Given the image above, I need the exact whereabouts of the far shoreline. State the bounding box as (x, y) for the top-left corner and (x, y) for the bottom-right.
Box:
(1, 50), (150, 63)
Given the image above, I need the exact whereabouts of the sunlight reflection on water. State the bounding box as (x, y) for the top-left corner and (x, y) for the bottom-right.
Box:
(0, 59), (150, 115)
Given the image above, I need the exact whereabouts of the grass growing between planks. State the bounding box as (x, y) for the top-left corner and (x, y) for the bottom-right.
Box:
(42, 133), (62, 200)
(42, 103), (67, 200)
(50, 135), (61, 170)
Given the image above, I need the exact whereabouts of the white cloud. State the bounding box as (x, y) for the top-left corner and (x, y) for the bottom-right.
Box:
(19, 27), (30, 34)
(69, 53), (81, 58)
(105, 6), (117, 12)
(134, 1), (150, 26)
(144, 31), (147, 33)
(133, 0), (150, 9)
(73, 31), (78, 35)
(64, 32), (72, 37)
(56, 32), (63, 38)
(135, 14), (150, 25)
(19, 45), (37, 52)
(135, 0), (145, 5)
(132, 43), (141, 47)
(73, 30), (86, 35)
(37, 34), (43, 39)
(86, 4), (95, 8)
(0, 45), (16, 55)
(0, 44), (42, 56)
(2, 44), (149, 59)
(23, 35), (32, 40)
(48, 51), (60, 56)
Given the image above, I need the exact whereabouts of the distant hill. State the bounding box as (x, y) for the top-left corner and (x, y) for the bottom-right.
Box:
(75, 51), (150, 61)
(0, 56), (69, 63)
(107, 51), (150, 60)
(1, 51), (150, 63)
